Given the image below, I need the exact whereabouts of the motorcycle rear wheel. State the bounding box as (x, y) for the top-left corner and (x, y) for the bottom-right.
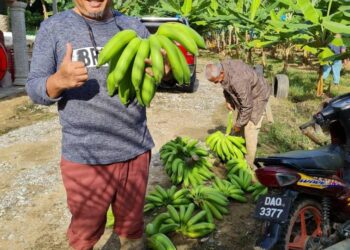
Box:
(262, 199), (323, 250)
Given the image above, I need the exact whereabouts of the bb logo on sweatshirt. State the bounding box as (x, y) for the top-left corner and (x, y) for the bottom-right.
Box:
(72, 47), (106, 68)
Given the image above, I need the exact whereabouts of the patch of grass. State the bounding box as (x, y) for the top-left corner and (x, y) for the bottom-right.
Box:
(287, 68), (319, 102)
(258, 122), (312, 156)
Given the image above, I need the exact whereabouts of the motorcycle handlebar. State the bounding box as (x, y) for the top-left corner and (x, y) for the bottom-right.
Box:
(299, 119), (316, 130)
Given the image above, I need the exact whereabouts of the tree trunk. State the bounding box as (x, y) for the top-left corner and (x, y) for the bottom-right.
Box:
(248, 48), (253, 64)
(271, 47), (276, 59)
(262, 48), (266, 67)
(41, 0), (48, 19)
(221, 30), (226, 54)
(302, 50), (309, 66)
(52, 0), (58, 15)
(316, 66), (324, 97)
(282, 47), (290, 73)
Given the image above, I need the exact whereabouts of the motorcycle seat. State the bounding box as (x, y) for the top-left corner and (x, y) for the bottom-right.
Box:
(255, 145), (345, 176)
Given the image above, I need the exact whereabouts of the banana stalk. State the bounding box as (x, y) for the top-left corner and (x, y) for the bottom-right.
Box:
(225, 111), (233, 135)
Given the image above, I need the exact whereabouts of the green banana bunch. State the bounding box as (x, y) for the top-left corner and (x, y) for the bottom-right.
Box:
(146, 212), (171, 236)
(159, 22), (206, 50)
(189, 185), (229, 223)
(97, 30), (137, 67)
(228, 168), (254, 192)
(157, 23), (199, 56)
(149, 35), (164, 84)
(132, 39), (150, 105)
(212, 177), (247, 203)
(159, 137), (213, 187)
(206, 132), (246, 162)
(100, 22), (206, 105)
(206, 112), (247, 162)
(247, 182), (268, 202)
(226, 158), (251, 176)
(147, 233), (176, 250)
(144, 185), (191, 212)
(157, 35), (185, 85)
(160, 204), (215, 238)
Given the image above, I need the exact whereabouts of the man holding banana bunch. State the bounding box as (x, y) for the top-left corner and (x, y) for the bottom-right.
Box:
(205, 60), (271, 173)
(26, 0), (171, 249)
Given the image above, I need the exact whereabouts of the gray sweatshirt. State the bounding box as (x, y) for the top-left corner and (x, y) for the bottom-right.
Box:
(26, 10), (154, 165)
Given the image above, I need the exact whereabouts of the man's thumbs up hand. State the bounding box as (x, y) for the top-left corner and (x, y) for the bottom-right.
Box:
(56, 43), (88, 89)
(63, 43), (73, 63)
(46, 43), (89, 98)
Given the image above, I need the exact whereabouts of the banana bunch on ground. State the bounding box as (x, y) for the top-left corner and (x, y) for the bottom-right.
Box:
(146, 204), (215, 239)
(206, 112), (247, 162)
(97, 22), (206, 107)
(166, 204), (215, 238)
(247, 182), (268, 202)
(212, 177), (247, 203)
(144, 185), (190, 212)
(228, 168), (253, 192)
(159, 137), (214, 187)
(189, 185), (229, 222)
(226, 157), (251, 176)
(147, 233), (176, 250)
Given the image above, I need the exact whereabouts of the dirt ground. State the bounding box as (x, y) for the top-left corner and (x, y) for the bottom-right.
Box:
(0, 58), (260, 250)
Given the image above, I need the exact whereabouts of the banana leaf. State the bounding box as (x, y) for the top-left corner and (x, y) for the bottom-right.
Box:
(270, 9), (279, 22)
(250, 39), (278, 48)
(331, 37), (345, 46)
(236, 0), (244, 13)
(302, 45), (318, 55)
(318, 47), (335, 65)
(322, 19), (350, 34)
(339, 6), (350, 12)
(210, 0), (219, 12)
(159, 0), (180, 13)
(249, 0), (261, 21)
(297, 0), (320, 24)
(324, 52), (350, 62)
(181, 0), (192, 16)
(277, 0), (298, 10)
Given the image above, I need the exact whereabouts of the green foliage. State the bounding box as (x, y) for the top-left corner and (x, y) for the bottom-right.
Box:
(260, 122), (308, 153)
(25, 10), (43, 33)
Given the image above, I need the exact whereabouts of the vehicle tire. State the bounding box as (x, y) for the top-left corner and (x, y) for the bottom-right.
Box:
(258, 199), (323, 250)
(273, 74), (289, 99)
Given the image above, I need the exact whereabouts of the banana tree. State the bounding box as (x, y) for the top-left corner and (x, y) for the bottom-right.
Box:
(274, 0), (350, 96)
(152, 0), (210, 28)
(113, 0), (161, 16)
(251, 7), (313, 72)
(204, 0), (280, 62)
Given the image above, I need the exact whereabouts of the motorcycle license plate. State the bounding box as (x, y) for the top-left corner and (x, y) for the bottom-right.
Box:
(254, 195), (292, 222)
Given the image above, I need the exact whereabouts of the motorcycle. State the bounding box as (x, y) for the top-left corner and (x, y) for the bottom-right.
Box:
(254, 93), (350, 250)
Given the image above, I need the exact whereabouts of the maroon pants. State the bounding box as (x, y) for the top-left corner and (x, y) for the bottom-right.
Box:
(60, 151), (151, 250)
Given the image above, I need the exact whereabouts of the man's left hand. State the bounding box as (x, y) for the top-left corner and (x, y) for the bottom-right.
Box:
(144, 49), (172, 79)
(233, 125), (241, 133)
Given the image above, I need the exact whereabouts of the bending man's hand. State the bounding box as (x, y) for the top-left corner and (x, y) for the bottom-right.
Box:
(233, 125), (241, 134)
(226, 102), (234, 111)
(46, 43), (88, 98)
